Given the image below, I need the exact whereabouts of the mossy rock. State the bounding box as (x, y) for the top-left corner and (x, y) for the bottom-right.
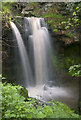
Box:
(18, 87), (28, 99)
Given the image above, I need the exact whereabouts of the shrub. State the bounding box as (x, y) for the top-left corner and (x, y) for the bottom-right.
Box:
(69, 64), (81, 77)
(2, 83), (80, 119)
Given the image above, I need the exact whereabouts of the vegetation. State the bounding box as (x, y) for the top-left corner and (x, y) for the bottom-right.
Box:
(65, 3), (81, 30)
(69, 64), (81, 77)
(2, 83), (80, 119)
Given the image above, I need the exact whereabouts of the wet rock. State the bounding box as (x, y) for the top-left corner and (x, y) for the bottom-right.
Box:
(46, 81), (55, 87)
(43, 81), (56, 91)
(43, 84), (48, 91)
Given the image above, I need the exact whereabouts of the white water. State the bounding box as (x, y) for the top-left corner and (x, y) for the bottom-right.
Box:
(30, 18), (51, 85)
(28, 83), (79, 108)
(10, 21), (33, 86)
(24, 17), (52, 85)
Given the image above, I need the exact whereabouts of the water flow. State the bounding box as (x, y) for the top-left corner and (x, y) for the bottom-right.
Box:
(25, 17), (52, 85)
(10, 21), (33, 87)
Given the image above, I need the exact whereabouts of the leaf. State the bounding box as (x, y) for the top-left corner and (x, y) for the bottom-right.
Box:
(73, 12), (76, 16)
(0, 74), (2, 77)
(2, 77), (6, 80)
(65, 26), (69, 29)
(53, 29), (58, 32)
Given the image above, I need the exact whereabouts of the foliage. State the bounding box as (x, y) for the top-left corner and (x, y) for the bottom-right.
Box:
(69, 64), (81, 77)
(2, 83), (80, 119)
(2, 83), (29, 118)
(65, 32), (73, 38)
(63, 3), (81, 30)
(66, 3), (75, 12)
(42, 11), (65, 32)
(2, 2), (26, 28)
(0, 74), (6, 80)
(2, 2), (14, 23)
(53, 52), (80, 72)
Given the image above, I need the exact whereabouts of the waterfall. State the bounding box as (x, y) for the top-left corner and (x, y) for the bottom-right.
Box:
(10, 18), (79, 108)
(10, 17), (53, 87)
(24, 17), (52, 85)
(10, 21), (33, 87)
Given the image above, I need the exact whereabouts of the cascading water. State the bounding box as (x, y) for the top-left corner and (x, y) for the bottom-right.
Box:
(10, 18), (53, 87)
(10, 21), (33, 87)
(10, 17), (79, 108)
(24, 17), (52, 85)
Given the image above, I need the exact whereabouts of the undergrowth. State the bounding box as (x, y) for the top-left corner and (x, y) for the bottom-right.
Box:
(1, 83), (80, 119)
